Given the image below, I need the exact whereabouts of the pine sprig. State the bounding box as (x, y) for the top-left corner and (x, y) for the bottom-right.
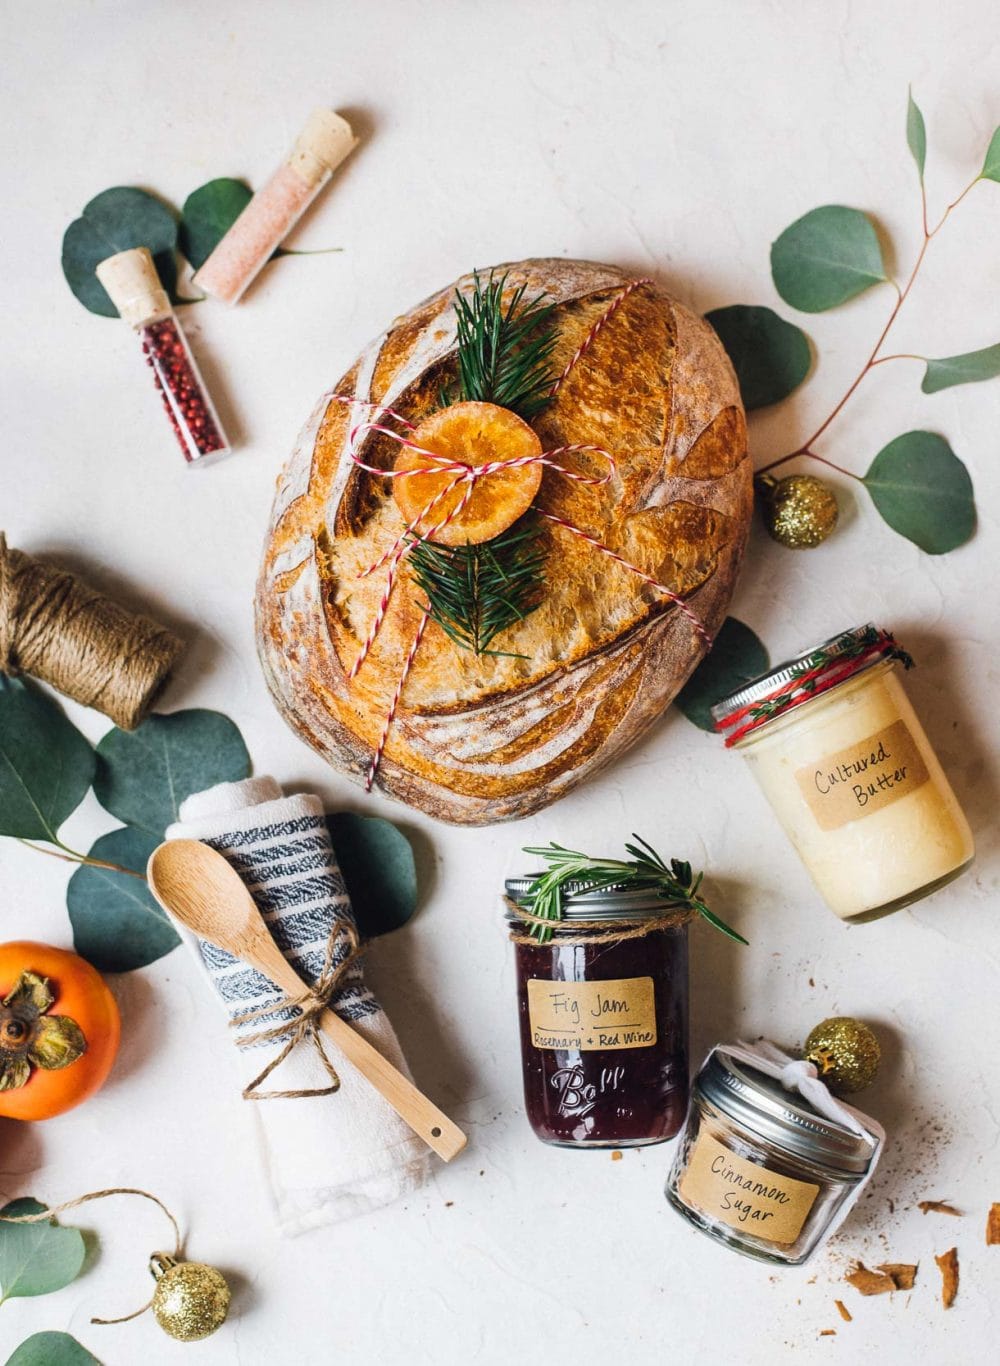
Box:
(519, 834), (748, 946)
(451, 271), (559, 420)
(408, 517), (546, 657)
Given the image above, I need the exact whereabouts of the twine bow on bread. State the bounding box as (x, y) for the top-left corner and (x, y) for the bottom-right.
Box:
(230, 921), (364, 1101)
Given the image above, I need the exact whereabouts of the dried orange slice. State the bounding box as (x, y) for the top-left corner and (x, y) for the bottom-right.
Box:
(393, 400), (543, 546)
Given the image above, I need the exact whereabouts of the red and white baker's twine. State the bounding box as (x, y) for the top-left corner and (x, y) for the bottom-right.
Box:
(330, 278), (710, 788)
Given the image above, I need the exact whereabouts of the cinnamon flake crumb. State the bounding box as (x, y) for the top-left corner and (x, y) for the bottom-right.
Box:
(611, 1151), (623, 1161)
(935, 1248), (959, 1308)
(877, 1263), (918, 1290)
(986, 1203), (1000, 1245)
(835, 1300), (852, 1322)
(820, 1329), (836, 1336)
(845, 1263), (895, 1296)
(918, 1199), (961, 1217)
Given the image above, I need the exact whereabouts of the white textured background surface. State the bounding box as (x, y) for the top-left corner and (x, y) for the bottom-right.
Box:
(2, 2), (998, 1362)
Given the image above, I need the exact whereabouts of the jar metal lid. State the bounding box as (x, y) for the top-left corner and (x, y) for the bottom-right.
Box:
(695, 1050), (875, 1175)
(504, 876), (686, 924)
(709, 623), (906, 736)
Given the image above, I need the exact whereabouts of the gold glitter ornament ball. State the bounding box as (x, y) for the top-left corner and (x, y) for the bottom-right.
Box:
(150, 1255), (231, 1342)
(758, 473), (839, 548)
(804, 1017), (881, 1094)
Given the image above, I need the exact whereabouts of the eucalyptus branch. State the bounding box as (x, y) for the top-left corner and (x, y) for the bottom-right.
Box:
(16, 838), (146, 882)
(758, 170), (983, 477)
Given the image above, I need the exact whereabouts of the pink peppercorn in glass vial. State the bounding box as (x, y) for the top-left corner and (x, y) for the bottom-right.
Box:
(96, 248), (231, 466)
(194, 109), (357, 306)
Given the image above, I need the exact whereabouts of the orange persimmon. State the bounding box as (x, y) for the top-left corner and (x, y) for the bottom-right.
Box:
(0, 942), (120, 1121)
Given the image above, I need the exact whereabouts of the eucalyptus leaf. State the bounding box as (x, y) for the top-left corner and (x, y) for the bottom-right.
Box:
(325, 813), (418, 938)
(180, 178), (257, 271)
(5, 1333), (100, 1366)
(922, 342), (1000, 393)
(675, 618), (770, 732)
(67, 826), (179, 972)
(771, 205), (887, 312)
(981, 125), (1000, 182)
(94, 709), (251, 833)
(0, 1199), (85, 1304)
(863, 431), (975, 554)
(906, 90), (927, 180)
(61, 187), (178, 317)
(0, 678), (95, 841)
(705, 305), (811, 409)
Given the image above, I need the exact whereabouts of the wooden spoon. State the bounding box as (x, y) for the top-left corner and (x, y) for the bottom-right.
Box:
(147, 839), (466, 1162)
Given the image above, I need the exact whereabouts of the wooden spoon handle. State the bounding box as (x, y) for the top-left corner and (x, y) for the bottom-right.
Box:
(252, 934), (466, 1161)
(317, 1010), (466, 1162)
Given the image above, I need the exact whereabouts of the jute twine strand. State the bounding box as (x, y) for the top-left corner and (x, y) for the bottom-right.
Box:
(0, 533), (184, 730)
(229, 919), (365, 1100)
(0, 1186), (181, 1325)
(505, 896), (697, 946)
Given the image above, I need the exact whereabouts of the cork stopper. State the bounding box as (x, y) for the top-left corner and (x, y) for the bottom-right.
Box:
(96, 247), (171, 328)
(287, 108), (357, 188)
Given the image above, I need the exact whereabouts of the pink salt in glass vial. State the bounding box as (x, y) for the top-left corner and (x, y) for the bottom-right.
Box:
(194, 108), (357, 305)
(96, 248), (231, 467)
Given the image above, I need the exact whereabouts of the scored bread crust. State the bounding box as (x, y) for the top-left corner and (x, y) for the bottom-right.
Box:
(256, 259), (752, 825)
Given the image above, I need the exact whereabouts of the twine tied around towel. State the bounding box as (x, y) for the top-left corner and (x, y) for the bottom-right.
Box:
(230, 920), (366, 1101)
(0, 532), (185, 729)
(504, 895), (697, 947)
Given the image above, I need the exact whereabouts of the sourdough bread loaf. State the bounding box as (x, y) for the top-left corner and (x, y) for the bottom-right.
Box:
(256, 259), (752, 824)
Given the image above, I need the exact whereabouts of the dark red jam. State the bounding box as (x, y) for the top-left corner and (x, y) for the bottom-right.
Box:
(511, 926), (689, 1147)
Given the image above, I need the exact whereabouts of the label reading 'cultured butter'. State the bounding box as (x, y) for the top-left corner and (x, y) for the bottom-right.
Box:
(678, 1131), (819, 1245)
(526, 977), (656, 1050)
(795, 718), (930, 832)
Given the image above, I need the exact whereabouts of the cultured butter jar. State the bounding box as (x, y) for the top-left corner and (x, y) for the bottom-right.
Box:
(665, 1047), (881, 1265)
(505, 879), (690, 1148)
(712, 625), (974, 922)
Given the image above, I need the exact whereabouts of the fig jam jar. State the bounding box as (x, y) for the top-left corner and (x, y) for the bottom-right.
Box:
(505, 879), (690, 1148)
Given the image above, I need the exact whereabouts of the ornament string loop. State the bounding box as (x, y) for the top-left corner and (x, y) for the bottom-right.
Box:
(0, 1186), (181, 1326)
(229, 919), (365, 1100)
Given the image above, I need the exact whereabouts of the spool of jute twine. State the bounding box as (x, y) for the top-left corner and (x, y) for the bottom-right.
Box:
(504, 896), (697, 946)
(0, 533), (185, 730)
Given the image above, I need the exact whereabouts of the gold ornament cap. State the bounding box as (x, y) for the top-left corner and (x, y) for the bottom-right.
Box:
(758, 473), (839, 549)
(804, 1017), (880, 1094)
(150, 1253), (231, 1342)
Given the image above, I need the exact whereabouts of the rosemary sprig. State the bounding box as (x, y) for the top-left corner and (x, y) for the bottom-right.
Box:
(408, 516), (546, 657)
(747, 626), (914, 723)
(519, 834), (748, 946)
(413, 271), (557, 654)
(451, 271), (559, 420)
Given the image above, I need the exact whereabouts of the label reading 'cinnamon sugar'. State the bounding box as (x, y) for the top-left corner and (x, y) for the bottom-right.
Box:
(795, 719), (930, 832)
(526, 977), (656, 1051)
(678, 1131), (819, 1245)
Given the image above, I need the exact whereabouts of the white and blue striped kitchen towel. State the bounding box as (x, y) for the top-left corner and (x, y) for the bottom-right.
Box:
(166, 776), (428, 1234)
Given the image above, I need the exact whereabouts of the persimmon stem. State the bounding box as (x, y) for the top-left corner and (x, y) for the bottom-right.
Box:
(757, 171), (982, 477)
(17, 838), (147, 881)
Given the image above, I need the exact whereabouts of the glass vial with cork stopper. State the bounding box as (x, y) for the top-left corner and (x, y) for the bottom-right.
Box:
(95, 247), (230, 466)
(193, 108), (357, 306)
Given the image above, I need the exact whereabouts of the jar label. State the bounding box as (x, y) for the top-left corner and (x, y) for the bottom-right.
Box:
(526, 977), (657, 1050)
(678, 1130), (820, 1245)
(795, 718), (930, 831)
